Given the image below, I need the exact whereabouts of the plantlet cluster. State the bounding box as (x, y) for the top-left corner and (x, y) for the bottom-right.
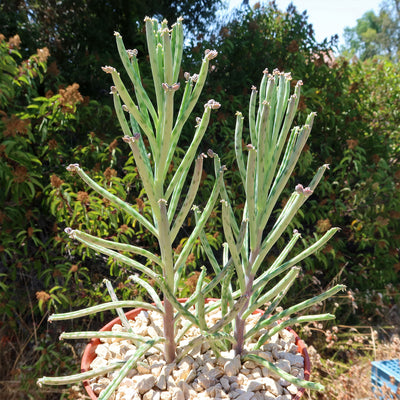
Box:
(38, 17), (344, 398)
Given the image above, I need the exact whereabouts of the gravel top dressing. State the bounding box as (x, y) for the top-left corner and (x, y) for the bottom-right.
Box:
(88, 303), (305, 400)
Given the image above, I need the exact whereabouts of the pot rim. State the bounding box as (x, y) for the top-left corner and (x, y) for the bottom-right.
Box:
(81, 298), (310, 400)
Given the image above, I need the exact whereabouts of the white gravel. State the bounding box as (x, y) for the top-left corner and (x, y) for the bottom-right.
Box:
(88, 303), (305, 400)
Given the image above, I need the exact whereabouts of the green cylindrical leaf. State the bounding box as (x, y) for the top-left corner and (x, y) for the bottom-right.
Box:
(221, 199), (245, 292)
(114, 32), (157, 125)
(197, 225), (222, 275)
(112, 89), (133, 137)
(195, 267), (207, 331)
(162, 28), (173, 84)
(110, 69), (156, 149)
(213, 152), (240, 239)
(251, 192), (303, 275)
(166, 106), (211, 201)
(170, 54), (213, 145)
(249, 86), (257, 145)
(250, 231), (301, 295)
(252, 284), (346, 337)
(243, 354), (325, 391)
(255, 101), (270, 214)
(124, 134), (158, 219)
(272, 73), (291, 144)
(245, 145), (257, 251)
(209, 294), (249, 334)
(234, 112), (246, 187)
(104, 279), (134, 335)
(37, 364), (123, 386)
(254, 227), (340, 289)
(99, 340), (157, 400)
(170, 153), (204, 241)
(145, 17), (162, 113)
(49, 300), (162, 321)
(173, 167), (221, 272)
(68, 165), (157, 237)
(243, 266), (300, 320)
(66, 230), (159, 281)
(129, 274), (164, 312)
(60, 331), (161, 343)
(71, 230), (162, 266)
(256, 313), (335, 345)
(171, 18), (184, 82)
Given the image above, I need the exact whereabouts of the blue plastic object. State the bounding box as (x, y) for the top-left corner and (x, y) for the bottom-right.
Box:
(371, 359), (400, 399)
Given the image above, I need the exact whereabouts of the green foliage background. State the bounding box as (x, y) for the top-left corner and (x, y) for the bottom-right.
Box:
(0, 1), (399, 398)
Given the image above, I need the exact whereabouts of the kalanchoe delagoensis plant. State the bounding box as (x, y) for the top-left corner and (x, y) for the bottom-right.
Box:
(37, 17), (345, 397)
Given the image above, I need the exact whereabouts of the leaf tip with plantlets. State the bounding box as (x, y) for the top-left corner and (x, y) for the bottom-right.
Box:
(161, 27), (171, 37)
(113, 31), (121, 38)
(66, 163), (79, 172)
(126, 49), (138, 59)
(207, 149), (215, 158)
(122, 135), (132, 143)
(295, 183), (313, 197)
(204, 49), (218, 60)
(204, 99), (221, 109)
(303, 187), (313, 196)
(293, 228), (302, 238)
(162, 82), (180, 92)
(109, 85), (117, 95)
(246, 144), (256, 151)
(123, 132), (140, 143)
(101, 65), (116, 74)
(198, 152), (207, 160)
(64, 227), (75, 237)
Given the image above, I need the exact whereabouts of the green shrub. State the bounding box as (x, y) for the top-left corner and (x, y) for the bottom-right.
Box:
(0, 33), (125, 398)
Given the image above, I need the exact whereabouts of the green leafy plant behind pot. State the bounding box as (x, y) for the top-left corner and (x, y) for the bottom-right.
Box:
(37, 17), (344, 398)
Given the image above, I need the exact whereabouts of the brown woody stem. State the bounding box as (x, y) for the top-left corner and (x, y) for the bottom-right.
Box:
(163, 297), (176, 363)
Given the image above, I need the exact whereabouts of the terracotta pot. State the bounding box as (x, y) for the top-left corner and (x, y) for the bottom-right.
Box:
(81, 299), (310, 399)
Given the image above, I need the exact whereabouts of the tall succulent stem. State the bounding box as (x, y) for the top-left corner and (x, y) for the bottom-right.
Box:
(233, 272), (254, 355)
(60, 18), (219, 366)
(233, 248), (258, 355)
(225, 70), (341, 358)
(163, 298), (176, 363)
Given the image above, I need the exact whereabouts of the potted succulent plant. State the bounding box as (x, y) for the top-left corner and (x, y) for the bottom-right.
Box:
(38, 17), (344, 400)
